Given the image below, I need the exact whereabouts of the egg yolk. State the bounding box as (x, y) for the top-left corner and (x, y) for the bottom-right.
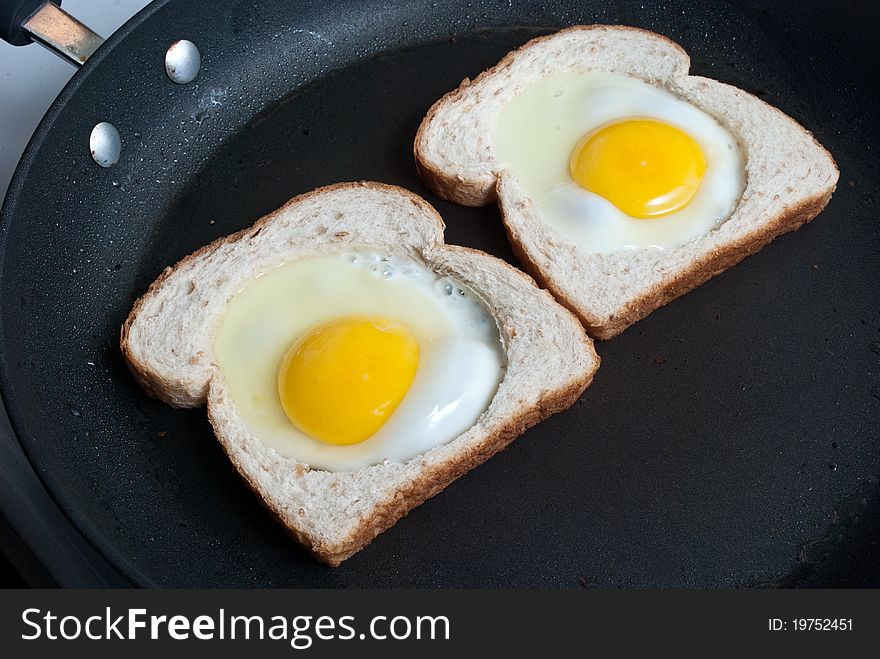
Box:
(277, 316), (419, 445)
(569, 118), (707, 219)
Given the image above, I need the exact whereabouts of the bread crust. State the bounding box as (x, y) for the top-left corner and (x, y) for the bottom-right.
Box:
(414, 25), (839, 339)
(121, 181), (598, 566)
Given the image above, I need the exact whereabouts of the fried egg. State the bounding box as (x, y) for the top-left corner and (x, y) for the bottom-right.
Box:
(494, 71), (745, 252)
(214, 251), (505, 472)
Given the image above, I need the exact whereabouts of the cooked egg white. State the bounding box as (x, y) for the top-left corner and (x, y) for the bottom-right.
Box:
(493, 71), (745, 252)
(214, 251), (506, 472)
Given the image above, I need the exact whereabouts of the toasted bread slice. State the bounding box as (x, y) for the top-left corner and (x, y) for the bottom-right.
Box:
(414, 25), (839, 339)
(121, 182), (598, 565)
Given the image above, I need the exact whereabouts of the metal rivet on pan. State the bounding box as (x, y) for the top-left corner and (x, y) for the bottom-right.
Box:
(165, 39), (201, 84)
(89, 122), (121, 168)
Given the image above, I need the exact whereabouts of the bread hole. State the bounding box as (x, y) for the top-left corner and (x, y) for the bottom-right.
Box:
(334, 231), (349, 239)
(334, 212), (344, 220)
(316, 225), (328, 235)
(249, 227), (262, 239)
(186, 281), (196, 295)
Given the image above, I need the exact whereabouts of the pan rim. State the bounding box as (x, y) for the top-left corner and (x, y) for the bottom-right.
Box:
(0, 0), (174, 588)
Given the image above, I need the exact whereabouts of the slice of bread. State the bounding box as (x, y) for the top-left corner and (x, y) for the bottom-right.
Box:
(414, 25), (839, 339)
(121, 182), (598, 566)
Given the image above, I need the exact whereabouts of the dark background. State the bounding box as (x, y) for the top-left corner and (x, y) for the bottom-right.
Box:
(1, 556), (25, 588)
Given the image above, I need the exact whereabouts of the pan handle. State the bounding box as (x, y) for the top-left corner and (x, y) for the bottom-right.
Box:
(0, 0), (103, 66)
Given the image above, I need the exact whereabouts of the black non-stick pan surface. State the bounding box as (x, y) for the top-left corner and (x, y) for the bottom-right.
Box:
(1, 0), (878, 587)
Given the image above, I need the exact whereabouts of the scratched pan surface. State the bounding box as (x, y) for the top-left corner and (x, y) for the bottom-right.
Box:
(1, 0), (878, 587)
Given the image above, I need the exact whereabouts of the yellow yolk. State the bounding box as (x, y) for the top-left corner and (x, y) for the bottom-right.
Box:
(277, 316), (419, 445)
(569, 118), (707, 219)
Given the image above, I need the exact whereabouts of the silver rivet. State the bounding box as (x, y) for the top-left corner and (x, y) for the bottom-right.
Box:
(89, 122), (121, 167)
(165, 39), (200, 84)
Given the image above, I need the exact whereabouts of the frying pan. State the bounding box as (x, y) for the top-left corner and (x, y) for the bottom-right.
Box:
(1, 0), (878, 588)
